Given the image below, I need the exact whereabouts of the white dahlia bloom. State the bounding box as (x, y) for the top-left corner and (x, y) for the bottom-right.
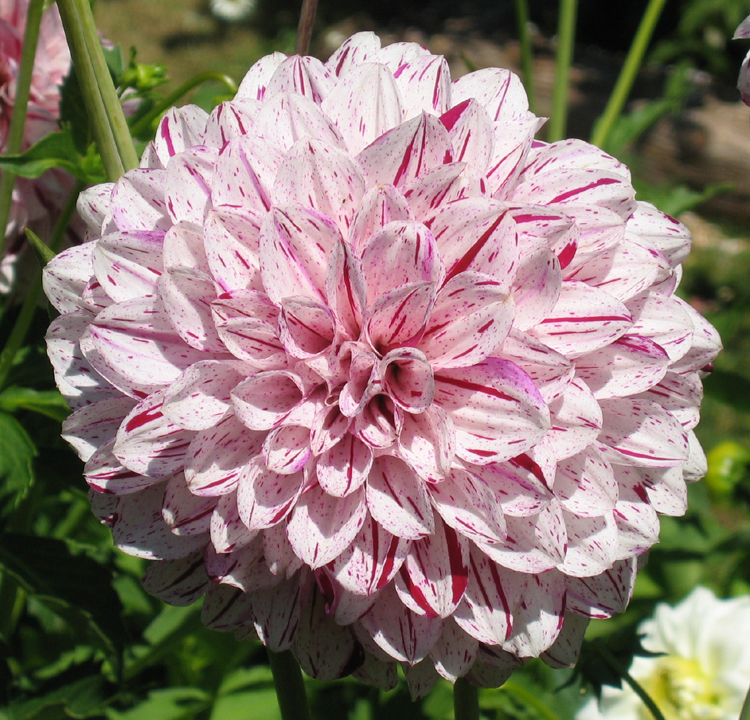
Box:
(578, 587), (750, 720)
(43, 33), (721, 694)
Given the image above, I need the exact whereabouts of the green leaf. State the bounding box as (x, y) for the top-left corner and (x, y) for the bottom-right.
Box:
(3, 673), (110, 720)
(0, 132), (86, 181)
(0, 534), (126, 658)
(210, 689), (281, 720)
(0, 387), (70, 422)
(105, 688), (211, 720)
(23, 229), (57, 268)
(0, 411), (37, 520)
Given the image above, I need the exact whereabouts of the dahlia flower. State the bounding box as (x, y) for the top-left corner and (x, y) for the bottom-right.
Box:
(736, 15), (750, 107)
(577, 587), (750, 720)
(44, 32), (720, 694)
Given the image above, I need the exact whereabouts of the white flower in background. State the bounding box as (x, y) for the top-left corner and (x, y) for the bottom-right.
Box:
(209, 0), (256, 22)
(578, 586), (750, 720)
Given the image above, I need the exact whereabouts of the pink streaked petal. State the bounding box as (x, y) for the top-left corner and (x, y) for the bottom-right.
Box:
(287, 484), (367, 568)
(669, 303), (721, 375)
(419, 272), (513, 369)
(510, 247), (562, 330)
(367, 455), (434, 539)
(185, 414), (264, 496)
(500, 569), (565, 657)
(205, 539), (276, 591)
(513, 169), (637, 220)
(264, 522), (304, 578)
(351, 653), (398, 691)
(212, 136), (283, 213)
(348, 183), (412, 251)
(83, 295), (205, 397)
(211, 290), (285, 369)
(392, 55), (451, 118)
(278, 296), (335, 359)
(92, 231), (164, 303)
(249, 573), (306, 652)
(262, 424), (312, 475)
(85, 440), (159, 494)
(395, 517), (469, 618)
(359, 584), (444, 664)
(163, 472), (218, 536)
(499, 329), (574, 404)
(162, 222), (211, 273)
(259, 204), (342, 305)
(434, 359), (549, 465)
(43, 243), (95, 313)
(152, 106), (209, 165)
(430, 618), (478, 682)
(628, 293), (694, 363)
(321, 62), (406, 156)
(158, 267), (224, 353)
(541, 612), (590, 669)
(364, 282), (435, 355)
(453, 546), (512, 645)
(371, 41), (431, 72)
(231, 371), (304, 431)
(113, 389), (194, 478)
(354, 394), (399, 449)
(321, 578), (379, 625)
(684, 430), (707, 482)
(402, 660), (441, 699)
(398, 404), (455, 483)
(487, 115), (545, 200)
(522, 139), (629, 181)
(542, 378), (602, 460)
(62, 395), (136, 462)
(611, 467), (661, 558)
(426, 199), (518, 288)
(641, 465), (687, 516)
(401, 162), (467, 221)
(325, 241), (367, 339)
(565, 557), (637, 619)
(577, 334), (669, 401)
(255, 92), (345, 152)
(466, 656), (519, 688)
(237, 458), (305, 531)
(625, 201), (692, 267)
(77, 183), (114, 233)
(451, 68), (529, 120)
(316, 433), (373, 497)
(554, 448), (619, 517)
(202, 98), (261, 149)
(356, 112), (453, 188)
(361, 220), (442, 304)
(325, 32), (381, 77)
(561, 205), (626, 257)
(440, 99), (494, 170)
(274, 139), (366, 233)
(331, 515), (411, 595)
(90, 483), (206, 560)
(204, 208), (263, 293)
(429, 466), (507, 546)
(293, 588), (360, 681)
(201, 584), (254, 632)
(210, 492), (258, 553)
(380, 347), (435, 414)
(479, 457), (552, 517)
(479, 500), (567, 573)
(558, 511), (619, 577)
(111, 169), (170, 233)
(236, 51), (287, 100)
(141, 552), (209, 606)
(265, 55), (334, 104)
(637, 371), (702, 430)
(509, 205), (579, 263)
(599, 398), (688, 468)
(164, 146), (217, 225)
(530, 281), (633, 358)
(162, 360), (245, 431)
(46, 312), (120, 410)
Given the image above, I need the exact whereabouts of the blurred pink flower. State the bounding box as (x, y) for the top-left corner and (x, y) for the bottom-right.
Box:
(44, 33), (720, 694)
(736, 16), (750, 107)
(0, 0), (76, 289)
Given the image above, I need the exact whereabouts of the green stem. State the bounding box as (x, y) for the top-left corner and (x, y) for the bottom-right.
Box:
(454, 677), (480, 720)
(593, 641), (667, 720)
(129, 72), (238, 137)
(295, 0), (319, 55)
(0, 181), (82, 392)
(0, 0), (45, 259)
(56, 0), (137, 181)
(267, 650), (311, 720)
(513, 0), (536, 114)
(547, 0), (577, 142)
(740, 680), (750, 720)
(590, 0), (668, 150)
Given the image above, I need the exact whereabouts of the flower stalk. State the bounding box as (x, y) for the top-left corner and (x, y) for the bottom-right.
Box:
(547, 0), (577, 142)
(454, 677), (480, 720)
(56, 0), (138, 181)
(513, 0), (536, 114)
(267, 650), (311, 720)
(0, 0), (45, 259)
(295, 0), (318, 55)
(590, 0), (668, 150)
